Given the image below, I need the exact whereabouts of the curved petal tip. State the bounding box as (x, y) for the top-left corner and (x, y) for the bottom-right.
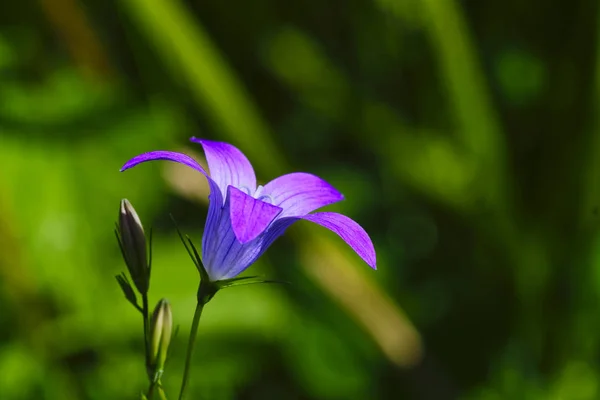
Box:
(120, 151), (209, 175)
(301, 211), (376, 270)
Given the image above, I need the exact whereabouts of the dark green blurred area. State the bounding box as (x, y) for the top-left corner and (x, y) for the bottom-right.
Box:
(0, 0), (599, 398)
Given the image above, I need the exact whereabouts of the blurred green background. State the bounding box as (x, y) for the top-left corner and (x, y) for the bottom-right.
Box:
(0, 0), (599, 398)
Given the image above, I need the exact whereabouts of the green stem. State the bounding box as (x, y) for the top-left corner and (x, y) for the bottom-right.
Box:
(143, 294), (155, 399)
(178, 300), (205, 400)
(147, 380), (168, 400)
(157, 385), (168, 400)
(142, 294), (150, 372)
(147, 381), (157, 399)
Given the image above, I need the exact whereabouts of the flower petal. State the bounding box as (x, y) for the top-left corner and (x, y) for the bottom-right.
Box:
(201, 181), (224, 260)
(120, 150), (209, 175)
(228, 186), (282, 244)
(300, 212), (376, 269)
(202, 209), (376, 280)
(262, 172), (344, 218)
(202, 194), (284, 280)
(201, 194), (231, 280)
(120, 150), (224, 257)
(190, 138), (257, 200)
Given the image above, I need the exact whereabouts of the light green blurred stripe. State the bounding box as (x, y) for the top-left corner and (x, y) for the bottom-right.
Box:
(419, 0), (504, 158)
(119, 0), (284, 174)
(265, 28), (477, 213)
(378, 0), (509, 206)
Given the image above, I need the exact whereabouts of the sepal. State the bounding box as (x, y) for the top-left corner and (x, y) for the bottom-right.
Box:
(216, 276), (289, 289)
(171, 215), (210, 280)
(115, 273), (142, 312)
(172, 218), (220, 304)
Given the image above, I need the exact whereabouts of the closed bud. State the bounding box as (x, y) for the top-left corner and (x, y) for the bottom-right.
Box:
(149, 298), (173, 377)
(118, 199), (149, 294)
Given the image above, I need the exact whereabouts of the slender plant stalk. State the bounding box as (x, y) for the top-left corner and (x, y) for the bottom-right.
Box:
(147, 381), (157, 399)
(142, 294), (150, 365)
(147, 380), (167, 400)
(157, 385), (168, 400)
(178, 301), (205, 400)
(143, 294), (155, 399)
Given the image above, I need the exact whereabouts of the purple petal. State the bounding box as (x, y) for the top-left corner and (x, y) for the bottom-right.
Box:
(202, 193), (284, 280)
(211, 217), (296, 279)
(201, 192), (232, 280)
(120, 150), (209, 175)
(228, 186), (282, 244)
(120, 151), (225, 256)
(300, 212), (376, 269)
(201, 180), (225, 259)
(190, 138), (257, 200)
(262, 172), (344, 218)
(201, 209), (376, 281)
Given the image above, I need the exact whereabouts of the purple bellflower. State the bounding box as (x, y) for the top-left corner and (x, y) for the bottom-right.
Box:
(121, 138), (376, 282)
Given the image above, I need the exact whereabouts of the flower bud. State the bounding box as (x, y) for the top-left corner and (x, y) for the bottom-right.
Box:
(118, 199), (149, 294)
(149, 299), (173, 376)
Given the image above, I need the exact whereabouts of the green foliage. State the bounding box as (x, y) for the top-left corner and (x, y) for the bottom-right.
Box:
(0, 0), (598, 398)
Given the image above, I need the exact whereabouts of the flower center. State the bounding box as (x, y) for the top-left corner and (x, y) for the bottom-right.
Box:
(238, 185), (273, 204)
(253, 185), (273, 204)
(239, 186), (252, 195)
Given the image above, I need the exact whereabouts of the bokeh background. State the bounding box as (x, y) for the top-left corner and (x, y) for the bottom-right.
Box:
(0, 0), (599, 399)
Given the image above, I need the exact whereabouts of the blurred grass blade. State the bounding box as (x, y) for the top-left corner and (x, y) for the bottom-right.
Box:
(419, 0), (504, 163)
(379, 0), (509, 210)
(119, 0), (284, 173)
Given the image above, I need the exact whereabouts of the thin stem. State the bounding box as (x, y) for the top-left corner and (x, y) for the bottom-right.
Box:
(147, 381), (157, 399)
(157, 385), (168, 400)
(143, 293), (155, 399)
(147, 380), (168, 400)
(142, 293), (150, 369)
(178, 300), (205, 400)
